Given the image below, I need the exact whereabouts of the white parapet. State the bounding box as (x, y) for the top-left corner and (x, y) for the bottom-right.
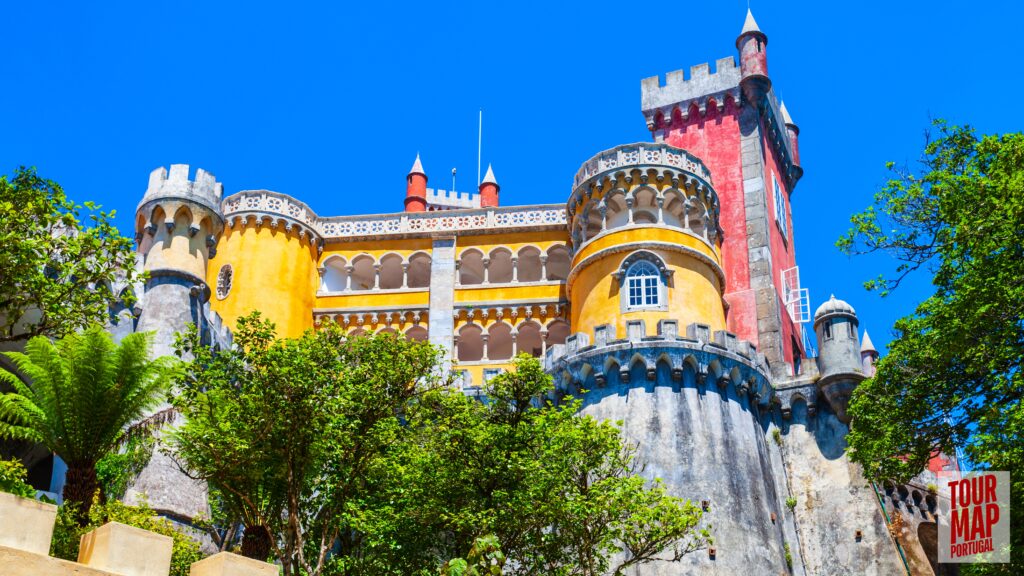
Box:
(78, 522), (173, 576)
(0, 491), (58, 556)
(189, 552), (278, 576)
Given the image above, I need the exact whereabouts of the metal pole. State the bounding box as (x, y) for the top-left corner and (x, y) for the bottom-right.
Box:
(477, 108), (483, 185)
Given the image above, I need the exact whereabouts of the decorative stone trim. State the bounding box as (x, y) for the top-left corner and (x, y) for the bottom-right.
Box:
(222, 190), (568, 242)
(572, 142), (713, 188)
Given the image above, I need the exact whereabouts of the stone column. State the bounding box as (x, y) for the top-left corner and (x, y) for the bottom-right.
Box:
(657, 196), (665, 224)
(511, 331), (518, 356)
(481, 334), (489, 361)
(344, 265), (354, 292)
(540, 329), (549, 355)
(511, 257), (518, 283)
(401, 263), (409, 289)
(373, 264), (381, 289)
(540, 256), (548, 282)
(482, 258), (490, 285)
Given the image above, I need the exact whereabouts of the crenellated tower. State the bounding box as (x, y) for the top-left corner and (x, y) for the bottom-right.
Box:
(641, 9), (806, 380)
(129, 164), (227, 520)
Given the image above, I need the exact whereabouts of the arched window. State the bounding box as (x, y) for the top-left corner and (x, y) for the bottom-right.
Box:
(626, 261), (661, 309)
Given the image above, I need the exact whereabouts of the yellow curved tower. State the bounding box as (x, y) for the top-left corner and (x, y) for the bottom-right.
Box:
(208, 191), (322, 338)
(565, 143), (726, 339)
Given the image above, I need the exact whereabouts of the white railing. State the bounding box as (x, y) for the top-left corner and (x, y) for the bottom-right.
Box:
(222, 190), (567, 240)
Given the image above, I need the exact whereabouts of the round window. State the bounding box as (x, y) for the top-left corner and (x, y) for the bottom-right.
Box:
(216, 264), (233, 300)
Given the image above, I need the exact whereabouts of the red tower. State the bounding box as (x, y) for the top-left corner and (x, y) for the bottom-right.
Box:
(640, 9), (807, 376)
(405, 154), (428, 213)
(479, 164), (499, 208)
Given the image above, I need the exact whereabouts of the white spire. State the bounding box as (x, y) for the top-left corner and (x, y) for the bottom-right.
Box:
(481, 163), (497, 185)
(409, 153), (425, 176)
(861, 330), (877, 354)
(780, 101), (795, 126)
(740, 9), (763, 36)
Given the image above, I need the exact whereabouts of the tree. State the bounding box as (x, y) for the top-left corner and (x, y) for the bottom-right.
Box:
(358, 355), (710, 576)
(170, 312), (445, 575)
(0, 166), (140, 344)
(839, 121), (1023, 571)
(0, 326), (173, 522)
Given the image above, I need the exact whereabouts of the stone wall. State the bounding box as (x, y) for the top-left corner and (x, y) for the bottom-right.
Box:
(0, 492), (276, 576)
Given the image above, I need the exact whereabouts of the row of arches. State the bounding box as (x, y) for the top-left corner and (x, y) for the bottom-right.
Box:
(319, 245), (572, 293)
(458, 245), (569, 285)
(570, 187), (716, 249)
(320, 252), (432, 292)
(455, 319), (570, 362)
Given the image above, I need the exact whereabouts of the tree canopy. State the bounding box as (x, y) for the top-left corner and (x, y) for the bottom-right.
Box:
(0, 326), (173, 521)
(171, 313), (709, 575)
(839, 121), (1023, 571)
(0, 166), (140, 343)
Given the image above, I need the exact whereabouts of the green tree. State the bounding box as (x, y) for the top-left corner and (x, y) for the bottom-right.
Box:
(0, 166), (139, 344)
(0, 326), (173, 522)
(839, 120), (1023, 572)
(358, 355), (710, 576)
(170, 312), (445, 575)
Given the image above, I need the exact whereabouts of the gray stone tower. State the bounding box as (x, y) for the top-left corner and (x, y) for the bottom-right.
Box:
(813, 295), (864, 423)
(125, 165), (226, 520)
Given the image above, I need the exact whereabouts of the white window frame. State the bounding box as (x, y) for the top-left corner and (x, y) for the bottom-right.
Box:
(773, 175), (788, 241)
(625, 261), (662, 311)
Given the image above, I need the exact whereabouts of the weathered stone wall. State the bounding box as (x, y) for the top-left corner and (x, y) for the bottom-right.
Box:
(577, 364), (789, 574)
(779, 398), (906, 575)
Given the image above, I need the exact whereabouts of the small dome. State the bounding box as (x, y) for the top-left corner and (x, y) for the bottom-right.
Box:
(814, 294), (856, 324)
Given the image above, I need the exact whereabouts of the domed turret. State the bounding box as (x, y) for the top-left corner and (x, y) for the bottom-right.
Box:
(813, 295), (864, 422)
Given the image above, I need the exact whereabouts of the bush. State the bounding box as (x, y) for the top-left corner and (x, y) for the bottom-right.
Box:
(784, 541), (793, 569)
(0, 458), (36, 499)
(772, 428), (783, 446)
(785, 496), (797, 511)
(51, 497), (204, 576)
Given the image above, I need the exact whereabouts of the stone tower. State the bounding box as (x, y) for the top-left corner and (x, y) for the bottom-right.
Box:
(126, 164), (226, 520)
(813, 295), (864, 423)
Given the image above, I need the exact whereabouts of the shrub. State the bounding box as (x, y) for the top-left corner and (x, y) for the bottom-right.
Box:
(784, 542), (793, 569)
(785, 496), (797, 511)
(0, 458), (36, 499)
(772, 428), (783, 446)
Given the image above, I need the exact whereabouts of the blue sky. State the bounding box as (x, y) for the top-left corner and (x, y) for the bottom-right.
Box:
(4, 1), (1022, 354)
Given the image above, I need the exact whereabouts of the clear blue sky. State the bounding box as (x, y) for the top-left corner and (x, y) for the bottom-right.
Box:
(4, 1), (1022, 354)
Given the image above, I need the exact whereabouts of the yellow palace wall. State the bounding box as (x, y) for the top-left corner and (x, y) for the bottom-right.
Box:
(208, 222), (319, 339)
(569, 227), (726, 339)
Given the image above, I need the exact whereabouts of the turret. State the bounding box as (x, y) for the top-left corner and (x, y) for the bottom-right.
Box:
(860, 330), (879, 377)
(405, 154), (428, 212)
(780, 101), (802, 178)
(813, 295), (864, 422)
(479, 164), (499, 208)
(129, 164), (224, 522)
(736, 9), (771, 102)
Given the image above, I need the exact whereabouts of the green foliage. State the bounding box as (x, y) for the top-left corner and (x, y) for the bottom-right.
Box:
(0, 326), (173, 517)
(171, 312), (445, 576)
(0, 166), (140, 343)
(840, 121), (1024, 572)
(772, 428), (783, 446)
(0, 457), (37, 499)
(358, 354), (710, 576)
(785, 496), (797, 511)
(96, 433), (156, 500)
(51, 497), (203, 576)
(440, 535), (505, 576)
(784, 542), (792, 570)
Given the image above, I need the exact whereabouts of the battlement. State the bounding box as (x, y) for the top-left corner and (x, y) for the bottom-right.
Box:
(140, 164), (224, 215)
(641, 57), (741, 117)
(426, 188), (481, 210)
(545, 319), (773, 401)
